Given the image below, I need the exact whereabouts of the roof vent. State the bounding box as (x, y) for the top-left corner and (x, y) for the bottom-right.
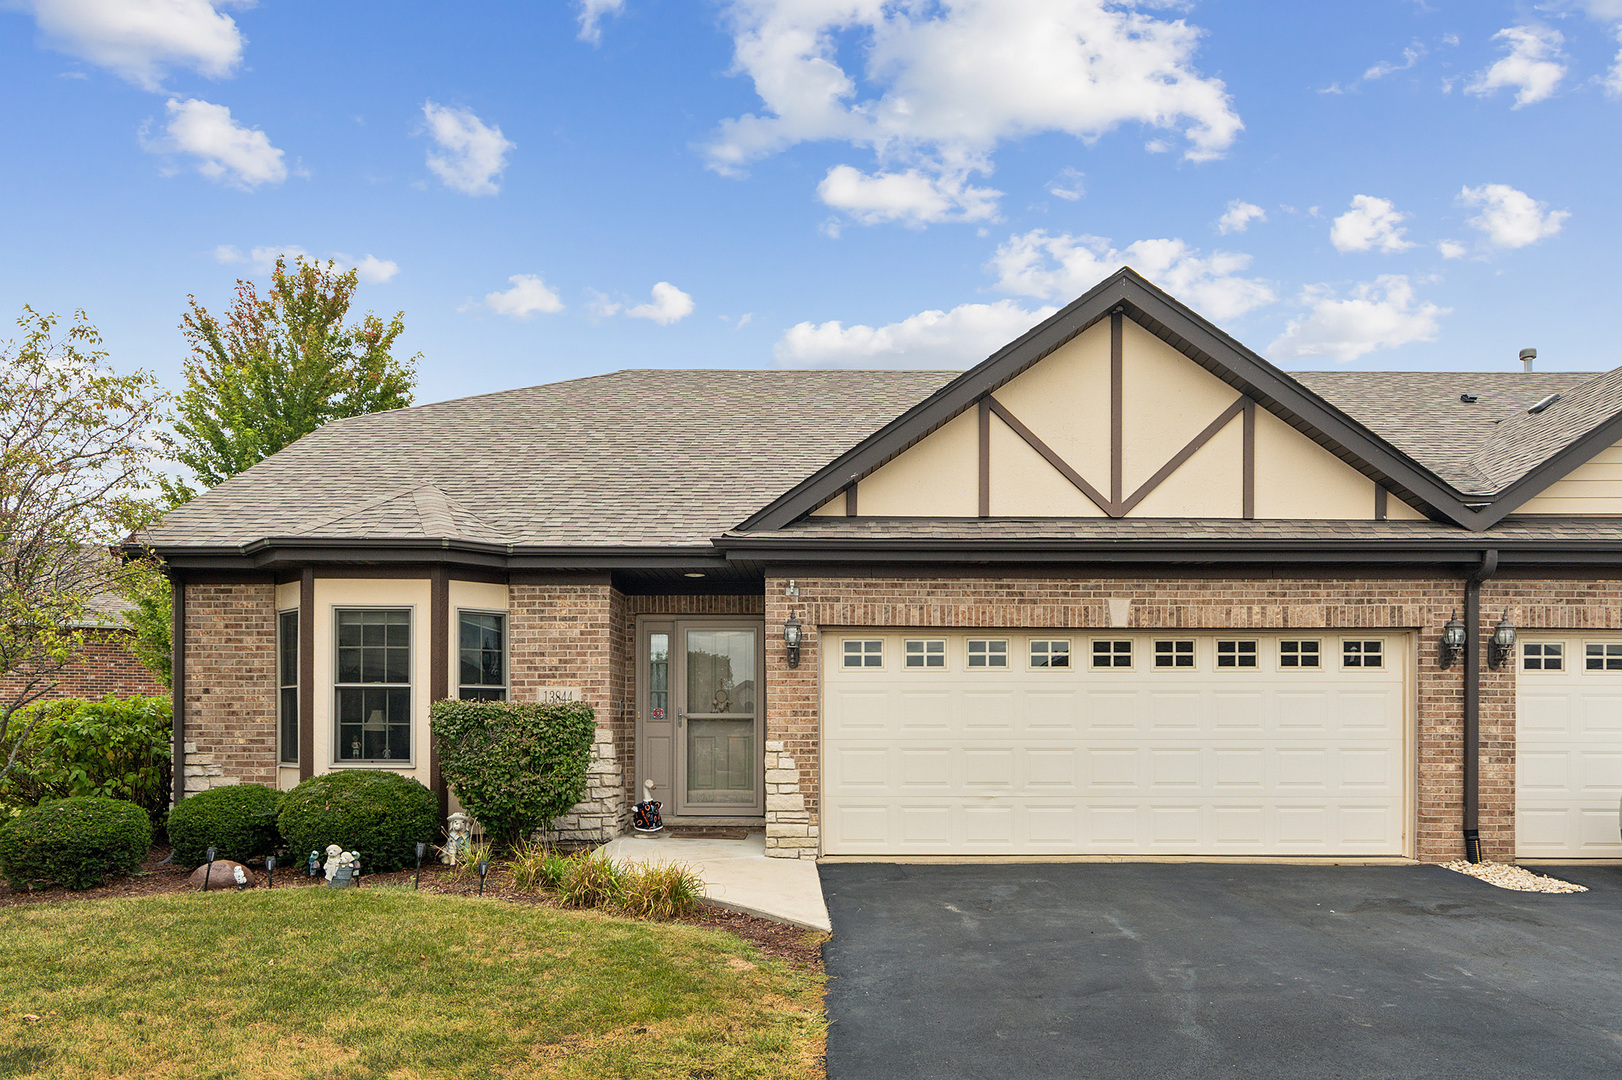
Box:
(1460, 393), (1478, 404)
(1520, 347), (1537, 373)
(1528, 392), (1561, 415)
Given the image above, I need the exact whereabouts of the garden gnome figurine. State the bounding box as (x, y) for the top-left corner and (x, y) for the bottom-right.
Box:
(323, 844), (343, 882)
(441, 812), (473, 865)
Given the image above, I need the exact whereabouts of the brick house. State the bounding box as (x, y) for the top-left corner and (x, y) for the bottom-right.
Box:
(0, 596), (164, 707)
(137, 270), (1622, 862)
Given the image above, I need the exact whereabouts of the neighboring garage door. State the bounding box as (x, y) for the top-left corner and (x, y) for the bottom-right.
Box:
(822, 630), (1410, 857)
(1516, 635), (1622, 858)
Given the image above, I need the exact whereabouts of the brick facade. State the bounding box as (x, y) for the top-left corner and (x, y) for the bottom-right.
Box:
(0, 628), (164, 705)
(182, 582), (277, 793)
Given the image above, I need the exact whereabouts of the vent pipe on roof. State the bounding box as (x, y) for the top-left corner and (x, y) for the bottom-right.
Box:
(1520, 348), (1537, 372)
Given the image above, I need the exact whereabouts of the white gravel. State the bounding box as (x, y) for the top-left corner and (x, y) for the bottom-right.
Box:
(1442, 860), (1588, 894)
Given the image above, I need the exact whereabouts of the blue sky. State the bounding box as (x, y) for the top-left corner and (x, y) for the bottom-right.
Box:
(2, 1), (1620, 405)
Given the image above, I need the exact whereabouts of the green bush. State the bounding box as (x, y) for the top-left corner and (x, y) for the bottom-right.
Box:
(0, 696), (172, 825)
(430, 699), (595, 848)
(277, 770), (437, 872)
(0, 796), (151, 890)
(166, 784), (283, 868)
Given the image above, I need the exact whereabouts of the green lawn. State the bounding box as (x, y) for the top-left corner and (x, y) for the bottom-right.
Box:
(0, 889), (824, 1079)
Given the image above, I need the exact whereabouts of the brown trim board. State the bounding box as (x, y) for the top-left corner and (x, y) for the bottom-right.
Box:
(1116, 396), (1249, 516)
(430, 566), (449, 819)
(298, 568), (314, 783)
(1110, 311), (1124, 507)
(844, 481), (857, 517)
(1242, 402), (1256, 520)
(987, 396), (1114, 514)
(978, 396), (991, 518)
(1375, 486), (1389, 521)
(170, 576), (186, 808)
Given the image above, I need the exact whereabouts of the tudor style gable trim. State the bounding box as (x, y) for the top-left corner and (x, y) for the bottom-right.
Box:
(740, 269), (1479, 533)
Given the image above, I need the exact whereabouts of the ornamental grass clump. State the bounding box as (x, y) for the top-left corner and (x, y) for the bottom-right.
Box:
(0, 796), (150, 890)
(558, 851), (625, 909)
(166, 783), (282, 868)
(618, 862), (705, 920)
(429, 699), (595, 850)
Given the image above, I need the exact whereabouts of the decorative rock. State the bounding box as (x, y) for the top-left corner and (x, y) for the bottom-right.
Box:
(189, 860), (256, 891)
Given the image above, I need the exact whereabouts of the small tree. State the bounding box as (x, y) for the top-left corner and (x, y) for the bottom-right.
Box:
(0, 308), (165, 786)
(430, 700), (597, 849)
(164, 256), (418, 500)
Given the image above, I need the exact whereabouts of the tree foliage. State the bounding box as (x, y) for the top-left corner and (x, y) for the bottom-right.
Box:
(430, 700), (597, 849)
(164, 256), (418, 499)
(0, 308), (166, 786)
(0, 696), (173, 825)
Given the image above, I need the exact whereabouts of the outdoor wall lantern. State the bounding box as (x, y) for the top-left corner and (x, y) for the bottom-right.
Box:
(784, 612), (803, 669)
(1439, 611), (1467, 669)
(1489, 611), (1517, 670)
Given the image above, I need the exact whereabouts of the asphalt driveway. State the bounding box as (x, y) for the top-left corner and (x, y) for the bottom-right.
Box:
(820, 862), (1622, 1080)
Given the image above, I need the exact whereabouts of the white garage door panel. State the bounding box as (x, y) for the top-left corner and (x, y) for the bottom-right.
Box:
(1516, 637), (1622, 858)
(823, 632), (1409, 856)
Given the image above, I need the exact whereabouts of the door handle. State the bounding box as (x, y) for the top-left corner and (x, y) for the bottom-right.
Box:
(677, 708), (685, 728)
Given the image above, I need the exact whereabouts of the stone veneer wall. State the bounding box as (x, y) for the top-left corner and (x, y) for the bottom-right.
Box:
(760, 568), (1553, 863)
(182, 582), (277, 793)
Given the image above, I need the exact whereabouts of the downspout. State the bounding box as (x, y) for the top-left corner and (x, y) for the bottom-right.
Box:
(170, 573), (186, 811)
(1463, 549), (1498, 863)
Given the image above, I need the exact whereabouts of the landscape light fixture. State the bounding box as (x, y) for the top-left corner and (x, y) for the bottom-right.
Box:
(415, 842), (427, 890)
(203, 846), (217, 892)
(1489, 612), (1517, 670)
(266, 855), (276, 889)
(784, 612), (803, 669)
(1439, 611), (1466, 669)
(477, 860), (490, 897)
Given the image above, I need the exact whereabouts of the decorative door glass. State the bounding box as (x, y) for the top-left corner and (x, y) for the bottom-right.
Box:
(683, 629), (757, 805)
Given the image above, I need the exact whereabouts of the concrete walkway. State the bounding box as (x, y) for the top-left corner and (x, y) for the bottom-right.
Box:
(600, 832), (830, 933)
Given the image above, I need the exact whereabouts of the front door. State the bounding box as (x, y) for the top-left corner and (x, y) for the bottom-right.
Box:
(639, 619), (765, 817)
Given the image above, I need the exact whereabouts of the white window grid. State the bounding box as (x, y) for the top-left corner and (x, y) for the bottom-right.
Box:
(1029, 640), (1072, 669)
(1342, 639), (1384, 669)
(904, 639), (946, 669)
(967, 639), (1008, 668)
(843, 639), (884, 669)
(1279, 639), (1321, 669)
(1215, 640), (1258, 669)
(1522, 642), (1563, 671)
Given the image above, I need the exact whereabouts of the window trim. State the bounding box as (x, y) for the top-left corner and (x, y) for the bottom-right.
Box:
(1027, 638), (1073, 670)
(1584, 641), (1622, 672)
(332, 605), (416, 768)
(277, 608), (299, 766)
(1341, 638), (1385, 670)
(1214, 639), (1259, 670)
(1521, 640), (1565, 673)
(841, 638), (886, 670)
(965, 638), (1010, 669)
(1152, 638), (1197, 671)
(1278, 639), (1323, 671)
(455, 607), (510, 701)
(903, 638), (948, 670)
(1090, 638), (1135, 670)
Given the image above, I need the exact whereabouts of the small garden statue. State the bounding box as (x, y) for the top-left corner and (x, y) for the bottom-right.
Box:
(440, 812), (473, 865)
(322, 844), (343, 881)
(632, 779), (663, 833)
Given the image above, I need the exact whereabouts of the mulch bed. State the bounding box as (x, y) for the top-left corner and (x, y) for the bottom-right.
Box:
(0, 847), (827, 970)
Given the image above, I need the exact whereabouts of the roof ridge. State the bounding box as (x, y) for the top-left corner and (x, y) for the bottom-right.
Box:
(1466, 365), (1622, 492)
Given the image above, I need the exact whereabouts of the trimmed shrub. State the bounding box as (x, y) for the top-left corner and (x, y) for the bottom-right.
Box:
(430, 699), (595, 848)
(0, 696), (172, 825)
(0, 796), (151, 890)
(166, 784), (283, 868)
(277, 770), (437, 872)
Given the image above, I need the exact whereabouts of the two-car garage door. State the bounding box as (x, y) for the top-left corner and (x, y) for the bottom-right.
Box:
(823, 630), (1409, 857)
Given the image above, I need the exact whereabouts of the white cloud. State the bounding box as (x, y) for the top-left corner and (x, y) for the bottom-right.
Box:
(420, 101), (514, 196)
(15, 0), (247, 90)
(213, 244), (400, 282)
(1363, 44), (1425, 81)
(774, 299), (1056, 369)
(1607, 29), (1622, 97)
(143, 97), (285, 188)
(707, 0), (1241, 224)
(627, 282), (695, 325)
(1467, 26), (1566, 107)
(1269, 276), (1448, 363)
(1457, 183), (1569, 249)
(478, 274), (564, 319)
(989, 230), (1275, 322)
(576, 0), (624, 44)
(1045, 167), (1085, 201)
(1438, 239), (1469, 259)
(1329, 195), (1414, 254)
(817, 164), (1001, 226)
(1216, 199), (1266, 235)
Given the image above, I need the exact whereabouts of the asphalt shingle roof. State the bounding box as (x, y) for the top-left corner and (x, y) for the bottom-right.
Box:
(141, 365), (1622, 552)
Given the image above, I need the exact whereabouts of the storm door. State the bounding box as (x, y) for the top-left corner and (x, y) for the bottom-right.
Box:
(672, 622), (763, 815)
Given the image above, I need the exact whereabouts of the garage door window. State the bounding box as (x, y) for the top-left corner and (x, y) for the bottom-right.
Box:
(1279, 640), (1321, 668)
(1092, 640), (1132, 668)
(1154, 639), (1195, 668)
(1215, 640), (1257, 668)
(1342, 640), (1384, 668)
(904, 639), (946, 668)
(843, 639), (884, 669)
(1585, 643), (1622, 671)
(1523, 642), (1562, 671)
(1029, 640), (1071, 668)
(967, 639), (1008, 668)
